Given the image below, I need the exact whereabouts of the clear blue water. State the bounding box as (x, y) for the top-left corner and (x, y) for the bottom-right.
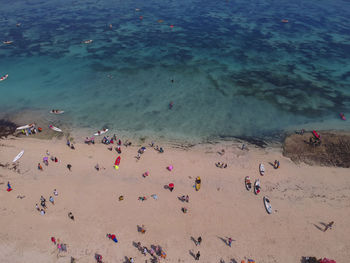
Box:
(0, 0), (350, 141)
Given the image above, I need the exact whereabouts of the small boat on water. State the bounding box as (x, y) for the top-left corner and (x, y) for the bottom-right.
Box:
(82, 39), (93, 44)
(0, 74), (8, 81)
(281, 19), (289, 23)
(94, 129), (108, 136)
(340, 113), (346, 121)
(3, 41), (13, 44)
(49, 125), (62, 132)
(50, 109), (64, 114)
(263, 196), (272, 214)
(16, 123), (35, 130)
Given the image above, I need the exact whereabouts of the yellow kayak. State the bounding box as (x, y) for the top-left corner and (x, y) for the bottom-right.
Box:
(195, 177), (201, 191)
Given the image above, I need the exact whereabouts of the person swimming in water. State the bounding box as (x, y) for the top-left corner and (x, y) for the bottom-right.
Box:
(169, 102), (174, 109)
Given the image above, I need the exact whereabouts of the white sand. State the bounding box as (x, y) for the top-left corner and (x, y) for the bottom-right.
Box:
(0, 136), (349, 263)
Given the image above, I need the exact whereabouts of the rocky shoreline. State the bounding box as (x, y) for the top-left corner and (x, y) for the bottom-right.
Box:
(283, 131), (350, 168)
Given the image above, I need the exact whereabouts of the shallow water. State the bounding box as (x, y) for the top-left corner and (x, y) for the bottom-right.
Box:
(0, 0), (350, 141)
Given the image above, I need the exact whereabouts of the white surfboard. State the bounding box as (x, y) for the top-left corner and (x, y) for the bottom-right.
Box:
(259, 163), (265, 176)
(16, 123), (35, 130)
(13, 150), (24, 162)
(264, 196), (272, 214)
(94, 129), (108, 136)
(49, 125), (62, 132)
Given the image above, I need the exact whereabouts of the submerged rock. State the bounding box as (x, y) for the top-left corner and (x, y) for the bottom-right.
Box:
(283, 131), (350, 168)
(0, 119), (17, 138)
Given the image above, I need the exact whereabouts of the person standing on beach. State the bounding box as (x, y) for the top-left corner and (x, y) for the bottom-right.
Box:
(67, 164), (72, 171)
(196, 236), (202, 246)
(195, 251), (200, 260)
(324, 221), (334, 232)
(49, 196), (54, 205)
(228, 237), (232, 247)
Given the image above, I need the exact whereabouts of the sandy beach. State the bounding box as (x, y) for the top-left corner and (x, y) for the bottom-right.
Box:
(0, 135), (349, 263)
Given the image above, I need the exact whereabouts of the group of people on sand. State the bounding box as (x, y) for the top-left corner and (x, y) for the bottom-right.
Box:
(134, 241), (166, 262)
(51, 236), (68, 253)
(150, 142), (164, 153)
(102, 134), (120, 145)
(35, 190), (57, 215)
(38, 151), (58, 171)
(66, 140), (75, 150)
(216, 162), (228, 168)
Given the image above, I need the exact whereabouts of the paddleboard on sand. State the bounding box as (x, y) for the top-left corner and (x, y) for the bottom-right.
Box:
(254, 179), (260, 195)
(16, 123), (35, 130)
(259, 163), (265, 176)
(263, 196), (272, 214)
(49, 125), (62, 132)
(50, 110), (64, 114)
(245, 176), (252, 191)
(13, 150), (24, 162)
(94, 129), (108, 136)
(0, 74), (8, 81)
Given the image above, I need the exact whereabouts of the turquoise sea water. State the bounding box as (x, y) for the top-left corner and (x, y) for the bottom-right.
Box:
(0, 0), (350, 141)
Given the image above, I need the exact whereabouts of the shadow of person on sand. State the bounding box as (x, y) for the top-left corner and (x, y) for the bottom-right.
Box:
(217, 236), (228, 245)
(268, 162), (274, 167)
(190, 236), (197, 245)
(189, 250), (196, 259)
(300, 256), (319, 263)
(313, 222), (326, 232)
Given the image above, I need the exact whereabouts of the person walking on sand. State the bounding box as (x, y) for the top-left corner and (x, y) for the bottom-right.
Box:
(53, 189), (58, 196)
(143, 247), (148, 256)
(228, 237), (232, 247)
(35, 203), (40, 211)
(324, 221), (334, 232)
(38, 163), (43, 171)
(67, 164), (72, 171)
(196, 236), (202, 246)
(68, 212), (74, 220)
(49, 196), (54, 205)
(195, 251), (200, 260)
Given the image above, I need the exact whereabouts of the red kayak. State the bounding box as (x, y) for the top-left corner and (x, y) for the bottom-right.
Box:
(340, 113), (346, 121)
(115, 156), (121, 166)
(312, 130), (321, 140)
